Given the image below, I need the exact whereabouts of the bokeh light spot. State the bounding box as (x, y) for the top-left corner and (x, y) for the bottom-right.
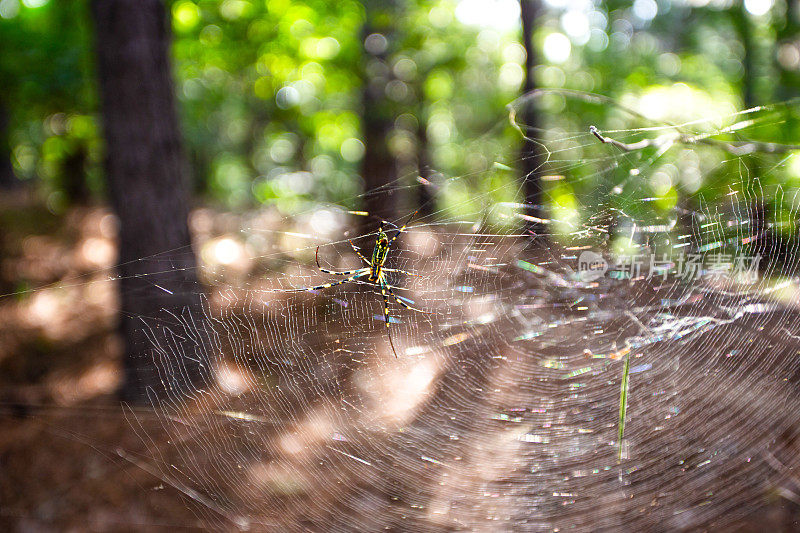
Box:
(340, 138), (365, 162)
(173, 1), (201, 32)
(543, 33), (571, 64)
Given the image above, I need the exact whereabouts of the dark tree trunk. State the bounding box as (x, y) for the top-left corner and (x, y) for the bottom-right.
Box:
(732, 4), (757, 109)
(0, 100), (18, 189)
(730, 5), (786, 272)
(91, 0), (210, 403)
(520, 0), (546, 238)
(776, 1), (800, 104)
(360, 0), (400, 232)
(61, 144), (90, 204)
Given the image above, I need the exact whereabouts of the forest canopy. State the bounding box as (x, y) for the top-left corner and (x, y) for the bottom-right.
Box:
(3, 0), (798, 217)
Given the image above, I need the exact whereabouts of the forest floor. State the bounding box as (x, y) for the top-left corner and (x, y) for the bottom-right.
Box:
(0, 193), (203, 530)
(1, 193), (799, 532)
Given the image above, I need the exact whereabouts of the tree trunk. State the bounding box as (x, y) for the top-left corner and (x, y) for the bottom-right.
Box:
(520, 0), (546, 238)
(360, 0), (400, 233)
(91, 0), (210, 403)
(61, 144), (90, 204)
(415, 110), (435, 218)
(0, 100), (18, 189)
(731, 5), (783, 272)
(775, 1), (800, 110)
(732, 3), (757, 109)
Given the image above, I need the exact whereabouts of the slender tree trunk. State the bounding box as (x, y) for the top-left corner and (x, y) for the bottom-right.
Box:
(91, 0), (210, 403)
(360, 0), (400, 233)
(731, 5), (782, 272)
(62, 144), (90, 204)
(776, 2), (800, 104)
(0, 100), (18, 189)
(520, 0), (546, 238)
(415, 110), (435, 218)
(733, 4), (757, 109)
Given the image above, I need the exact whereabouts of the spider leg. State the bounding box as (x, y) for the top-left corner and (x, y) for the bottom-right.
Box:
(349, 240), (372, 266)
(383, 283), (429, 313)
(317, 266), (369, 276)
(380, 284), (399, 358)
(387, 209), (420, 247)
(315, 247), (370, 276)
(382, 268), (420, 276)
(286, 271), (367, 292)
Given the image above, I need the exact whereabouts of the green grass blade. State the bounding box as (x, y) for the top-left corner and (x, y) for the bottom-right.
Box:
(618, 351), (631, 460)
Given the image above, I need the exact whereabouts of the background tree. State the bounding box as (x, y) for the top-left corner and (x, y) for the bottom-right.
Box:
(3, 0), (799, 247)
(360, 0), (403, 229)
(0, 100), (17, 189)
(91, 0), (210, 403)
(0, 0), (97, 200)
(519, 0), (546, 237)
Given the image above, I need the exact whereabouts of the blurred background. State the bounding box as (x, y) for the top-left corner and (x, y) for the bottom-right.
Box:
(3, 0), (798, 214)
(3, 0), (800, 530)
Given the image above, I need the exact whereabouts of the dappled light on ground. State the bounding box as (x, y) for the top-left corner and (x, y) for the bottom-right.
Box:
(4, 95), (800, 530)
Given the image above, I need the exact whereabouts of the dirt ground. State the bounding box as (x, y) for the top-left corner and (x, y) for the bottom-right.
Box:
(3, 195), (800, 532)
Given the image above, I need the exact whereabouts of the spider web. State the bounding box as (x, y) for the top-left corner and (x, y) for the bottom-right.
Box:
(7, 90), (800, 531)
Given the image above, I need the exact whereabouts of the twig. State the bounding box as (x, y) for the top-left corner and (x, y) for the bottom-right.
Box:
(590, 125), (654, 152)
(589, 125), (800, 156)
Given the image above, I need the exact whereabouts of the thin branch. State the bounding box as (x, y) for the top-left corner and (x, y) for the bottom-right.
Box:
(589, 125), (800, 155)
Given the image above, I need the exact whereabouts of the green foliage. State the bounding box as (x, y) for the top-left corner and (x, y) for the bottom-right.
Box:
(1, 0), (799, 220)
(0, 0), (99, 205)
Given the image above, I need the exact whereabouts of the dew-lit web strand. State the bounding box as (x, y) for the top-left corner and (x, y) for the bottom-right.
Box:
(14, 414), (248, 529)
(9, 93), (800, 530)
(1, 92), (790, 304)
(582, 115), (800, 459)
(121, 403), (257, 529)
(149, 165), (791, 524)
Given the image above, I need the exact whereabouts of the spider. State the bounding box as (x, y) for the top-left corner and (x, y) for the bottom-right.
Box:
(288, 211), (426, 358)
